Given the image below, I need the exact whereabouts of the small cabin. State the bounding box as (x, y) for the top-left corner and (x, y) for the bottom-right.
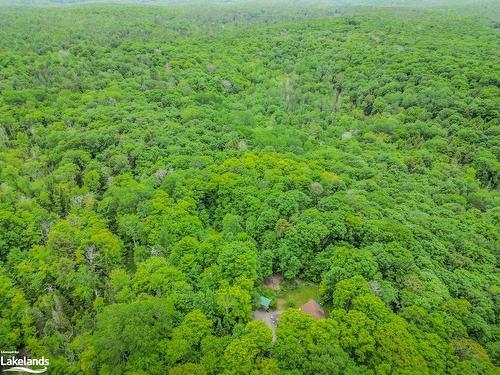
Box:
(300, 299), (325, 320)
(259, 296), (271, 310)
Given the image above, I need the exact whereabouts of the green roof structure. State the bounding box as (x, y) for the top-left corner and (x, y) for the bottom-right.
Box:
(259, 296), (271, 309)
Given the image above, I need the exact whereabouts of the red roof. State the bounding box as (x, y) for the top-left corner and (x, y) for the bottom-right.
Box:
(300, 299), (325, 320)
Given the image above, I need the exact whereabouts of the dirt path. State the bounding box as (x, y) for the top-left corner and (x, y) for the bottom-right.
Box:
(263, 274), (283, 290)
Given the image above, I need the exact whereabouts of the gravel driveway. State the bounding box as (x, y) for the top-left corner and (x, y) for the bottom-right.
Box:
(252, 310), (282, 341)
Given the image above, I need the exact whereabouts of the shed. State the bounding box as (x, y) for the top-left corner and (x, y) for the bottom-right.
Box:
(259, 296), (271, 310)
(300, 299), (325, 320)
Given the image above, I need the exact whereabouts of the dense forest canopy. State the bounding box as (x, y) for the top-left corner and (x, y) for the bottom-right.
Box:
(0, 0), (499, 374)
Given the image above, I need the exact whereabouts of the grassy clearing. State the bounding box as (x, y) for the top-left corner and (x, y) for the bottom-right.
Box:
(276, 283), (320, 310)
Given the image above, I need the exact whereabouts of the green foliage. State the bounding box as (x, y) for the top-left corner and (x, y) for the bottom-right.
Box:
(0, 268), (33, 348)
(74, 297), (177, 374)
(0, 1), (498, 373)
